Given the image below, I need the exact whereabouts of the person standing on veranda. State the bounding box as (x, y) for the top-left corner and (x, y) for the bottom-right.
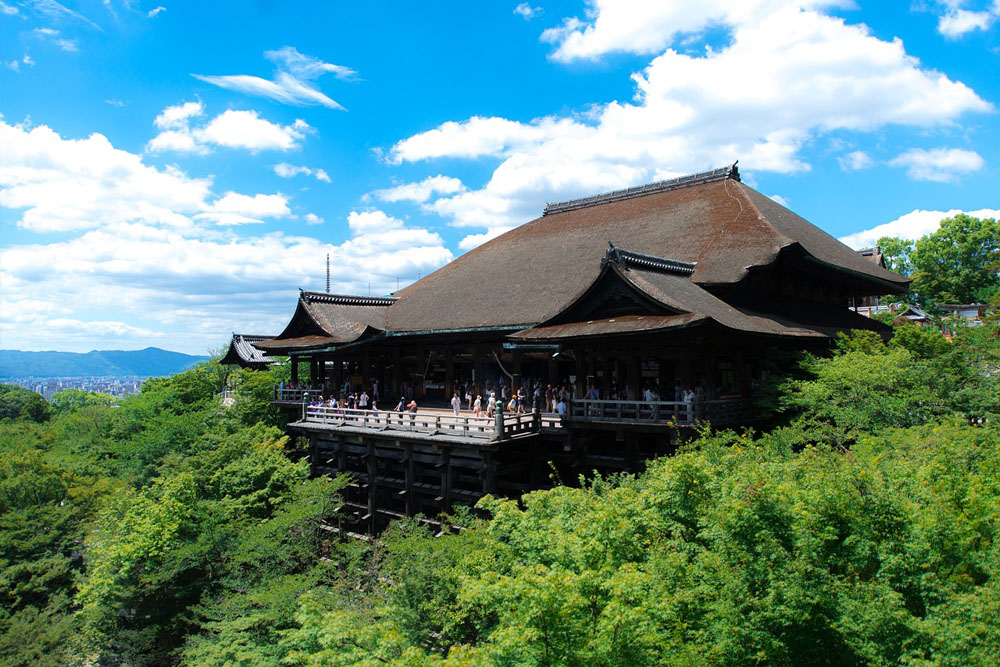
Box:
(451, 391), (461, 417)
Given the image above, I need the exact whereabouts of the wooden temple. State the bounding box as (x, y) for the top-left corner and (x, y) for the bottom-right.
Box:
(251, 164), (909, 531)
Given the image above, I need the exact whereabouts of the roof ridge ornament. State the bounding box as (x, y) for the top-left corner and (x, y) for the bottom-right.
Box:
(543, 162), (739, 216)
(601, 243), (696, 275)
(300, 291), (397, 306)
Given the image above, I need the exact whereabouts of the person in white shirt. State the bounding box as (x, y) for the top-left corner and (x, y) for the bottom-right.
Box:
(451, 392), (461, 416)
(359, 391), (369, 409)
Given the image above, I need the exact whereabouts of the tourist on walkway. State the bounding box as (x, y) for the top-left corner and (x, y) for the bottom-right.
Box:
(473, 394), (482, 416)
(451, 392), (461, 417)
(359, 390), (369, 409)
(487, 392), (496, 417)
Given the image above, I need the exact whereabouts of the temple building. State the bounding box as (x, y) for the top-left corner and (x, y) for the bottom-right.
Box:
(248, 164), (909, 530)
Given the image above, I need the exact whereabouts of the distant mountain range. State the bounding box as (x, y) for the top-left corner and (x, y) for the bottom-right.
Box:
(0, 347), (210, 379)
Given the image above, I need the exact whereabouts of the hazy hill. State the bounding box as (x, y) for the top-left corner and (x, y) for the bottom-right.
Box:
(0, 347), (210, 379)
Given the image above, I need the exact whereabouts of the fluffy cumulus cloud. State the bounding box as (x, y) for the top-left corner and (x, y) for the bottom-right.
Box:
(193, 46), (355, 109)
(147, 102), (312, 154)
(514, 3), (541, 20)
(384, 0), (991, 238)
(0, 119), (453, 352)
(374, 175), (466, 203)
(888, 147), (985, 182)
(936, 0), (1000, 38)
(273, 162), (331, 182)
(838, 207), (1000, 249)
(838, 150), (874, 171)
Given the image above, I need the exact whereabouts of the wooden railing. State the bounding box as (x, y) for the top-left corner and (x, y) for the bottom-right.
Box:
(570, 398), (749, 426)
(301, 405), (543, 442)
(274, 387), (312, 403)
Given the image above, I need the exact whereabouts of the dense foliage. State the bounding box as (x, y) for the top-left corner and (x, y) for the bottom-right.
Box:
(0, 320), (997, 665)
(878, 214), (1000, 306)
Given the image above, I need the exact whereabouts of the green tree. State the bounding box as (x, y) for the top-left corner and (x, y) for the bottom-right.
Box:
(910, 214), (1000, 306)
(0, 385), (50, 423)
(876, 235), (915, 276)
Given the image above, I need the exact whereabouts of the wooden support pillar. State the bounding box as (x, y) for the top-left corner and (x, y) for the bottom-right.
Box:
(575, 347), (586, 399)
(366, 439), (377, 533)
(473, 344), (485, 395)
(679, 356), (692, 391)
(445, 346), (455, 399)
(602, 352), (614, 397)
(512, 348), (522, 391)
(628, 354), (641, 401)
(291, 356), (299, 384)
(391, 348), (401, 399)
(404, 442), (415, 516)
(416, 345), (426, 399)
(482, 451), (497, 495)
(439, 449), (452, 511)
(362, 351), (371, 393)
(333, 358), (343, 396)
(706, 349), (719, 399)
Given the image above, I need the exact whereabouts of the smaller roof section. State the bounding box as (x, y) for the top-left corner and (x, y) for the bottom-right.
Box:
(258, 291), (396, 355)
(220, 333), (277, 368)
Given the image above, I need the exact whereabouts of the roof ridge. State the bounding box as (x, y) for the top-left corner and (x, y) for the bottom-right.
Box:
(601, 243), (696, 275)
(543, 162), (739, 216)
(300, 291), (397, 306)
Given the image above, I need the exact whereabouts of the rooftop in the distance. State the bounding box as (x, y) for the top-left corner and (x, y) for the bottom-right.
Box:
(543, 163), (740, 216)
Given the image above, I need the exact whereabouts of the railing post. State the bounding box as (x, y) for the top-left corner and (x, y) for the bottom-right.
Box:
(301, 392), (309, 421)
(494, 399), (505, 440)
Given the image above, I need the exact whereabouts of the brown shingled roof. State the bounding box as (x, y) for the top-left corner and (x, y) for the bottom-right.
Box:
(265, 292), (394, 351)
(386, 174), (908, 333)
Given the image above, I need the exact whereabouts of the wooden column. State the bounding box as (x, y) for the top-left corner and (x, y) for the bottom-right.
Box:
(445, 346), (455, 399)
(391, 347), (401, 399)
(473, 344), (485, 395)
(512, 348), (522, 391)
(628, 354), (641, 401)
(362, 351), (371, 393)
(438, 449), (452, 511)
(365, 439), (377, 533)
(574, 347), (586, 399)
(602, 352), (614, 397)
(482, 451), (497, 495)
(291, 356), (299, 384)
(404, 442), (415, 516)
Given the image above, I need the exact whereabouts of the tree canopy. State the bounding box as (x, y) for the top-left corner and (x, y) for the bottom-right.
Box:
(878, 213), (1000, 307)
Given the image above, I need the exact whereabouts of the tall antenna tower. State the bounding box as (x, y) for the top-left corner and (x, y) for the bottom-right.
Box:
(326, 253), (330, 293)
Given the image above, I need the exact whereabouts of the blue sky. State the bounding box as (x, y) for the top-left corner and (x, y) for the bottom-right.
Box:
(1, 0), (998, 354)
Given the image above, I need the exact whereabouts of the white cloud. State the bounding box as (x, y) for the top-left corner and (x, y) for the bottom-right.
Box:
(304, 213), (323, 225)
(938, 6), (997, 38)
(839, 207), (1000, 248)
(32, 27), (79, 51)
(196, 111), (309, 152)
(1, 1), (19, 15)
(30, 0), (102, 31)
(196, 192), (292, 225)
(888, 147), (984, 182)
(105, 98), (126, 107)
(0, 119), (453, 353)
(154, 100), (204, 129)
(768, 193), (790, 206)
(273, 162), (331, 182)
(147, 106), (311, 154)
(2, 120), (211, 232)
(386, 2), (991, 231)
(147, 5), (166, 18)
(514, 3), (542, 20)
(5, 60), (19, 72)
(374, 175), (466, 203)
(23, 54), (34, 66)
(838, 150), (874, 171)
(193, 46), (355, 109)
